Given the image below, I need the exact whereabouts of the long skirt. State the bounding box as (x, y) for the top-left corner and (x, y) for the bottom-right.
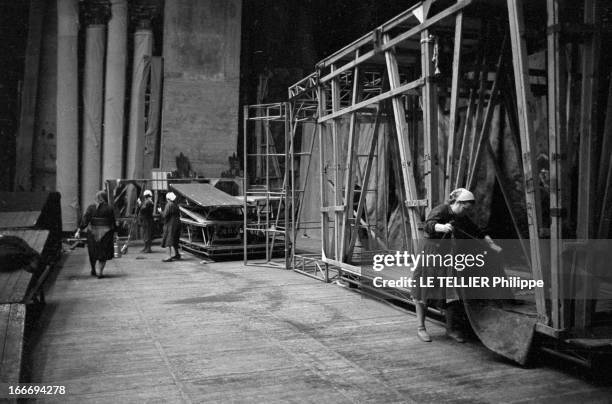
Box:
(411, 238), (459, 306)
(161, 220), (180, 248)
(87, 225), (114, 261)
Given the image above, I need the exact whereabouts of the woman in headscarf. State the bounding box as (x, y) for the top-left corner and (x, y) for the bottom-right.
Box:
(137, 189), (155, 253)
(75, 190), (116, 278)
(412, 188), (502, 343)
(160, 191), (181, 262)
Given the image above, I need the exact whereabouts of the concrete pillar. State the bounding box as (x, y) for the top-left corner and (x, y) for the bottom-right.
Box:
(102, 0), (127, 182)
(126, 25), (153, 180)
(56, 0), (79, 230)
(81, 24), (106, 210)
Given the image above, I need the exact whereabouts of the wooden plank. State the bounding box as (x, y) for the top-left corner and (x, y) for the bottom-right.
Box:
(384, 33), (421, 250)
(575, 0), (600, 330)
(243, 106), (249, 264)
(547, 0), (568, 329)
(597, 81), (612, 238)
(321, 256), (362, 276)
(576, 0), (599, 240)
(26, 248), (612, 401)
(294, 123), (318, 230)
(455, 86), (476, 189)
(319, 1), (425, 68)
(0, 229), (49, 255)
(0, 211), (40, 229)
(467, 34), (506, 189)
(0, 305), (10, 363)
(467, 45), (488, 184)
(421, 28), (440, 212)
(317, 85), (331, 261)
(330, 65), (342, 260)
(0, 269), (33, 305)
(14, 0), (46, 191)
(507, 0), (547, 321)
(347, 109), (381, 257)
(317, 78), (424, 123)
(340, 55), (361, 262)
(0, 304), (25, 382)
(444, 12), (464, 197)
(319, 0), (473, 84)
(388, 125), (410, 250)
(284, 104), (291, 269)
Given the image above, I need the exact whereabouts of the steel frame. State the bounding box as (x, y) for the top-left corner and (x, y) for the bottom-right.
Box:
(290, 0), (476, 273)
(243, 103), (292, 268)
(286, 0), (612, 354)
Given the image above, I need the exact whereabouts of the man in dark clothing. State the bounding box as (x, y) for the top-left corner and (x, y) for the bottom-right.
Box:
(138, 190), (155, 253)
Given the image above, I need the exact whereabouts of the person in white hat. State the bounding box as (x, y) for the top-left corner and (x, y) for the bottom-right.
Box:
(412, 188), (502, 343)
(160, 191), (182, 262)
(137, 189), (155, 253)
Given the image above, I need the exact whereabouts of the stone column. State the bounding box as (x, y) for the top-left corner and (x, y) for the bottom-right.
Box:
(56, 0), (79, 230)
(126, 23), (153, 180)
(102, 0), (128, 182)
(81, 24), (106, 210)
(33, 0), (57, 192)
(15, 0), (45, 191)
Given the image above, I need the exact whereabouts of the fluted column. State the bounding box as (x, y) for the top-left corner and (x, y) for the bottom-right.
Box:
(102, 0), (128, 181)
(56, 0), (79, 230)
(81, 24), (106, 210)
(126, 23), (153, 180)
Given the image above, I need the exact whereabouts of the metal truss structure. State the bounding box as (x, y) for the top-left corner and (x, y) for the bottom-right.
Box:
(242, 103), (292, 268)
(285, 0), (612, 364)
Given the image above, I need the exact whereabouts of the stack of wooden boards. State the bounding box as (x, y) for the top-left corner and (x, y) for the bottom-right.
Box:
(0, 192), (61, 384)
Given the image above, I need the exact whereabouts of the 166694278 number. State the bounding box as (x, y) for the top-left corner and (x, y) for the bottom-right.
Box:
(3, 384), (67, 397)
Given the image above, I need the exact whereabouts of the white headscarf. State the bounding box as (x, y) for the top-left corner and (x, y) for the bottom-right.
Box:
(166, 192), (176, 202)
(449, 188), (475, 203)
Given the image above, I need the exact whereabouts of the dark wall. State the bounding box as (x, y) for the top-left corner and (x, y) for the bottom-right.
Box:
(0, 2), (28, 191)
(240, 0), (419, 105)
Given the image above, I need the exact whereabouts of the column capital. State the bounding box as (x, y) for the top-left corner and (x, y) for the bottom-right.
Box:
(129, 0), (162, 28)
(80, 0), (111, 26)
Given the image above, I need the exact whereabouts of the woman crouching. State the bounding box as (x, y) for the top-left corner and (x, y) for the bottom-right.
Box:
(412, 188), (502, 343)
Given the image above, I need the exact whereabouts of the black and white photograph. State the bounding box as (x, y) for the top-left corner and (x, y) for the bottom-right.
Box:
(1, 0), (612, 402)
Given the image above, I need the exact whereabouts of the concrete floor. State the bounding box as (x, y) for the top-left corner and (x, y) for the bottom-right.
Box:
(27, 243), (612, 403)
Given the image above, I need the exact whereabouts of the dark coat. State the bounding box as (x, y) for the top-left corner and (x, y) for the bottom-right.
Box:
(161, 201), (181, 248)
(80, 202), (116, 261)
(412, 203), (484, 305)
(139, 198), (155, 244)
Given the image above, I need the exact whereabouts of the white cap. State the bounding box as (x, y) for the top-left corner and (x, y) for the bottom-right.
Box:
(143, 190), (152, 197)
(450, 188), (475, 202)
(166, 192), (176, 201)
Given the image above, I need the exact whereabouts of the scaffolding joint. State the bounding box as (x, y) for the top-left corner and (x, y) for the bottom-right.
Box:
(405, 199), (428, 208)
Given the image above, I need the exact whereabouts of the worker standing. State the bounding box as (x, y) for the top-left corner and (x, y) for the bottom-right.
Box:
(159, 192), (181, 262)
(75, 190), (117, 279)
(138, 189), (155, 253)
(412, 188), (502, 343)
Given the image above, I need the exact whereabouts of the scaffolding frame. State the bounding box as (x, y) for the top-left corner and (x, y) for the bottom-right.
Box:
(242, 103), (292, 268)
(286, 0), (612, 364)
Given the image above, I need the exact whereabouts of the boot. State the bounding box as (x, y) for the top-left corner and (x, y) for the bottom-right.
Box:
(445, 303), (465, 343)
